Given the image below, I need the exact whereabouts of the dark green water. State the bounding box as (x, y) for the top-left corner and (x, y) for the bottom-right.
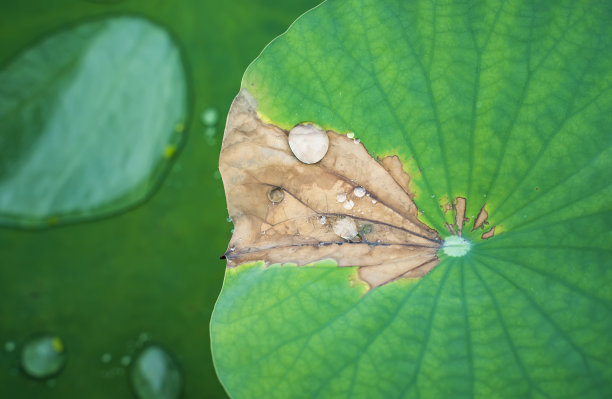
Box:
(0, 0), (320, 397)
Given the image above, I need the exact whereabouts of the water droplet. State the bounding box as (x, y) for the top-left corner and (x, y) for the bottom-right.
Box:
(201, 107), (219, 127)
(371, 199), (377, 204)
(137, 333), (150, 346)
(318, 215), (326, 225)
(343, 199), (354, 210)
(333, 217), (358, 240)
(267, 187), (284, 203)
(226, 217), (232, 223)
(353, 187), (366, 198)
(4, 341), (16, 352)
(130, 345), (183, 399)
(21, 335), (67, 379)
(288, 123), (329, 164)
(336, 193), (347, 203)
(359, 224), (373, 235)
(229, 247), (235, 252)
(204, 127), (217, 146)
(441, 235), (471, 257)
(120, 356), (132, 367)
(101, 353), (112, 364)
(347, 132), (355, 139)
(431, 194), (435, 198)
(353, 138), (360, 144)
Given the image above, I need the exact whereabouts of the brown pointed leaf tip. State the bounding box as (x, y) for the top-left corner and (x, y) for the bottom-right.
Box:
(219, 89), (442, 288)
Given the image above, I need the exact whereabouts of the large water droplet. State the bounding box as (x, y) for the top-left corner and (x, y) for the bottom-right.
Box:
(441, 235), (471, 257)
(333, 217), (358, 240)
(21, 335), (67, 379)
(288, 123), (329, 164)
(130, 345), (183, 399)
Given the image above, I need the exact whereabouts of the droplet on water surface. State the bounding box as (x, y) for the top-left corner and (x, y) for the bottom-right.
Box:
(21, 335), (67, 379)
(4, 341), (16, 352)
(200, 107), (219, 127)
(130, 345), (183, 399)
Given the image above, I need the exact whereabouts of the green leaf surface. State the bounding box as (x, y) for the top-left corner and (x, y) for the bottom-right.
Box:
(212, 0), (612, 397)
(0, 16), (187, 227)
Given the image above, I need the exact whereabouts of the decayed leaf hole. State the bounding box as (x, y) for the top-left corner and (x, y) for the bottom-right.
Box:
(219, 89), (493, 288)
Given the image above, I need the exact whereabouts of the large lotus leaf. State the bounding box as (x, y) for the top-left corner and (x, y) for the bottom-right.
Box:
(212, 0), (612, 398)
(0, 16), (187, 227)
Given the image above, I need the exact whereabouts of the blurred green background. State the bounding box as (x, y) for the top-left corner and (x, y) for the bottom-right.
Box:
(0, 0), (319, 397)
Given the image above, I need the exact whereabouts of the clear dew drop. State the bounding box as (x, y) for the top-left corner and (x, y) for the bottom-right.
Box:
(201, 107), (219, 127)
(343, 199), (354, 210)
(21, 335), (67, 379)
(130, 345), (183, 399)
(346, 132), (355, 139)
(441, 235), (471, 257)
(353, 186), (366, 198)
(121, 356), (132, 367)
(288, 123), (329, 164)
(318, 215), (326, 225)
(336, 193), (347, 203)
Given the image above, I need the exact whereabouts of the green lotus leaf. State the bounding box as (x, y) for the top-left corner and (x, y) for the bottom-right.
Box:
(212, 0), (612, 398)
(0, 16), (187, 227)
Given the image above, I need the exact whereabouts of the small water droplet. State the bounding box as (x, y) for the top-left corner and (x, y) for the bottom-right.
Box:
(268, 187), (284, 203)
(336, 193), (347, 203)
(318, 215), (326, 225)
(230, 228), (235, 234)
(372, 199), (377, 204)
(226, 217), (232, 223)
(21, 335), (67, 379)
(120, 356), (131, 367)
(353, 187), (366, 198)
(347, 132), (355, 139)
(101, 353), (112, 364)
(130, 345), (182, 399)
(229, 247), (235, 252)
(4, 341), (16, 352)
(431, 194), (435, 198)
(343, 199), (354, 210)
(353, 138), (360, 144)
(201, 107), (219, 127)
